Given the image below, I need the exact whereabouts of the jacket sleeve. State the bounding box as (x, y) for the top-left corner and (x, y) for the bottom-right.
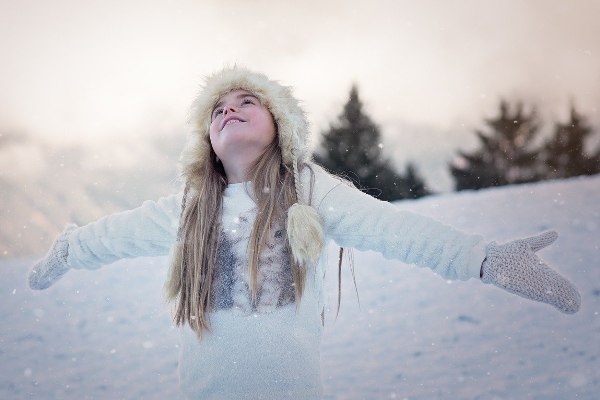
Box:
(66, 192), (183, 269)
(307, 165), (486, 281)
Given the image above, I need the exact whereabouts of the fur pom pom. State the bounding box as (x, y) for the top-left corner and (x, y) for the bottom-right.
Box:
(286, 203), (324, 266)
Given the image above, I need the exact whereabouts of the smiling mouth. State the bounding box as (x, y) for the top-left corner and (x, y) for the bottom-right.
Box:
(220, 118), (246, 131)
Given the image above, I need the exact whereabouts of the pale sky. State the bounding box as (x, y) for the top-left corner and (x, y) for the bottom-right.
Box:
(1, 0), (599, 190)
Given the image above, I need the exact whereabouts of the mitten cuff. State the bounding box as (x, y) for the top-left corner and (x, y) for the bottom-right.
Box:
(466, 240), (487, 280)
(60, 223), (79, 267)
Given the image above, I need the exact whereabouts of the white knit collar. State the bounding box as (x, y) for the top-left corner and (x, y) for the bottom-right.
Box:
(224, 181), (254, 201)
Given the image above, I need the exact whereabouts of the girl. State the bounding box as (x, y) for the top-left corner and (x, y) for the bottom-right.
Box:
(28, 67), (581, 399)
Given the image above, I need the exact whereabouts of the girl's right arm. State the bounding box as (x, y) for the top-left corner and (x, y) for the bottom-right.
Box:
(29, 192), (183, 290)
(67, 192), (183, 269)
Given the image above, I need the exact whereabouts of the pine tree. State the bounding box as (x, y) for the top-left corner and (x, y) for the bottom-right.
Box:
(449, 100), (542, 191)
(403, 163), (430, 199)
(314, 85), (429, 201)
(542, 106), (600, 179)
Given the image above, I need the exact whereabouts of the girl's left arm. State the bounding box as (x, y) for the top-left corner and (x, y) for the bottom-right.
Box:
(307, 165), (580, 313)
(308, 165), (485, 281)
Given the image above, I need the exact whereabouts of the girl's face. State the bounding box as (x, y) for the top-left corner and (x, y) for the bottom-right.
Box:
(209, 89), (276, 165)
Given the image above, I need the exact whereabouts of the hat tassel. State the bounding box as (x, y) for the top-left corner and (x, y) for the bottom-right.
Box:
(287, 202), (324, 266)
(287, 156), (324, 265)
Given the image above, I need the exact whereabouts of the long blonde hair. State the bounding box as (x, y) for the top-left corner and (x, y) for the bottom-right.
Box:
(163, 134), (313, 339)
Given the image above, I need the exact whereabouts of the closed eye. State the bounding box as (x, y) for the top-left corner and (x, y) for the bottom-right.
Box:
(241, 97), (255, 106)
(211, 93), (260, 120)
(212, 108), (224, 120)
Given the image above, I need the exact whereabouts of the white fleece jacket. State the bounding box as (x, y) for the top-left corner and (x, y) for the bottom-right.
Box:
(65, 164), (486, 399)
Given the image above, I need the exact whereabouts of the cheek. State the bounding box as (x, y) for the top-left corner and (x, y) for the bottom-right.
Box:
(209, 119), (218, 136)
(209, 121), (220, 141)
(261, 115), (277, 141)
(208, 123), (221, 152)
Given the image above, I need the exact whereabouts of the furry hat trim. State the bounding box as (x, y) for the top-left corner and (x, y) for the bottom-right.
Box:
(182, 67), (310, 178)
(177, 66), (324, 265)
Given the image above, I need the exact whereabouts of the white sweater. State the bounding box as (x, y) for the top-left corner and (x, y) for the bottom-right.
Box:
(65, 164), (486, 399)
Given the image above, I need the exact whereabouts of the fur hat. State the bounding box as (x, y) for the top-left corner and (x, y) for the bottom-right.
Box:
(177, 66), (324, 266)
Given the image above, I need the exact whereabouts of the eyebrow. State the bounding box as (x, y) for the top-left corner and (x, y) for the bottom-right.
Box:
(213, 92), (259, 112)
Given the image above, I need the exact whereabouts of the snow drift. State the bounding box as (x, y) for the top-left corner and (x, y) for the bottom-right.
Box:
(1, 175), (599, 399)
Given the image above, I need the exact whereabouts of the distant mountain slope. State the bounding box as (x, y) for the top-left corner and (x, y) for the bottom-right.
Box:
(0, 136), (182, 258)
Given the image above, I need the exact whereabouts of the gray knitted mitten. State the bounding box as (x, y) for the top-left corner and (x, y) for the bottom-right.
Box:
(481, 231), (580, 314)
(28, 224), (78, 290)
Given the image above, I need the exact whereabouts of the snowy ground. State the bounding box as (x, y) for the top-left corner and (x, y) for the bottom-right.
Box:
(1, 175), (599, 399)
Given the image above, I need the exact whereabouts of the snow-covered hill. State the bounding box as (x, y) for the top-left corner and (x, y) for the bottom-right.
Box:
(1, 175), (599, 399)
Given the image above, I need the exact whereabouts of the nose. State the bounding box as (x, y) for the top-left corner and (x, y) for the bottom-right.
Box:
(223, 104), (237, 115)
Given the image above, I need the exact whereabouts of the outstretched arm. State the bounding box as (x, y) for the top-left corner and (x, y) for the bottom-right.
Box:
(29, 192), (183, 290)
(306, 164), (580, 313)
(308, 164), (486, 281)
(66, 192), (183, 269)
